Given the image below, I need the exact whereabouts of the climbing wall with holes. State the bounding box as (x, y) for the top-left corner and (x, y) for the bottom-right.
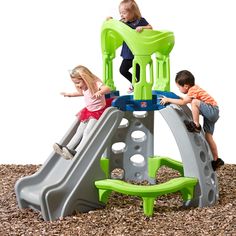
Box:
(159, 104), (219, 207)
(104, 110), (156, 184)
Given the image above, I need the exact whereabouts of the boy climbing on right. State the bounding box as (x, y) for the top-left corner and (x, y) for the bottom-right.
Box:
(160, 70), (224, 171)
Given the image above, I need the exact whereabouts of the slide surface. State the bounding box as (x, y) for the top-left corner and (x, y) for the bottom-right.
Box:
(15, 107), (124, 221)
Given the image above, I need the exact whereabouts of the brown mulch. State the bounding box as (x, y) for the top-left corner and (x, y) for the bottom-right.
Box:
(0, 164), (236, 236)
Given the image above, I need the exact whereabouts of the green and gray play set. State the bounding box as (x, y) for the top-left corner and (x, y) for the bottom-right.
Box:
(15, 19), (218, 221)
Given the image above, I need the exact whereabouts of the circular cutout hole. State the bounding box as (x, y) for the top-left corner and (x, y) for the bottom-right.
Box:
(131, 130), (146, 142)
(135, 121), (142, 127)
(133, 111), (148, 118)
(112, 142), (126, 154)
(119, 118), (129, 128)
(208, 189), (214, 203)
(111, 168), (125, 179)
(130, 154), (145, 167)
(204, 165), (210, 176)
(200, 151), (206, 162)
(134, 145), (141, 151)
(134, 172), (143, 179)
(211, 173), (216, 185)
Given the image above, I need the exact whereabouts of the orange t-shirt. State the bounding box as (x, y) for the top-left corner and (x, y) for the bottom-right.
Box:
(187, 85), (218, 106)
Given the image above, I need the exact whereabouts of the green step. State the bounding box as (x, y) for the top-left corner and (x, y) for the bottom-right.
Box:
(95, 177), (198, 216)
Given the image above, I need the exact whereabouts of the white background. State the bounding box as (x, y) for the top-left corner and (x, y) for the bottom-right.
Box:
(0, 0), (235, 164)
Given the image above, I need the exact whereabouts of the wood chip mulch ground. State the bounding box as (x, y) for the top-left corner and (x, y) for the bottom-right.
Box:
(0, 164), (235, 236)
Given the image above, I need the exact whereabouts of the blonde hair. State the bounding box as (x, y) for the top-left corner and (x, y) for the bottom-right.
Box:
(119, 0), (141, 20)
(70, 65), (100, 95)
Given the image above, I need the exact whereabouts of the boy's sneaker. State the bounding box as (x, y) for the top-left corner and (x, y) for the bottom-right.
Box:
(53, 143), (64, 156)
(62, 147), (77, 160)
(184, 120), (201, 133)
(127, 85), (134, 94)
(211, 158), (224, 171)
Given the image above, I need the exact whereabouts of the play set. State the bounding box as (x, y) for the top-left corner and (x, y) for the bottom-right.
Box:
(15, 19), (218, 221)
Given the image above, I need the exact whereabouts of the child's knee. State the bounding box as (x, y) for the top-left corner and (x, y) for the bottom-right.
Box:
(191, 99), (200, 107)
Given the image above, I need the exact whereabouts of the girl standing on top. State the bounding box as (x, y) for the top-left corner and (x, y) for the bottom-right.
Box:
(107, 0), (152, 93)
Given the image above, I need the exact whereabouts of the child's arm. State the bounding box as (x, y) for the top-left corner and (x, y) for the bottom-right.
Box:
(93, 85), (111, 99)
(106, 17), (152, 32)
(160, 95), (192, 106)
(136, 24), (152, 32)
(60, 91), (83, 97)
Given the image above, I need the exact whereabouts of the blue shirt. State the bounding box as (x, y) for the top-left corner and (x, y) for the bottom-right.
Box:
(120, 17), (149, 59)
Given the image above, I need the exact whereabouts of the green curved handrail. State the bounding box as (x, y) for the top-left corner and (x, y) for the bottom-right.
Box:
(101, 19), (175, 99)
(95, 177), (198, 216)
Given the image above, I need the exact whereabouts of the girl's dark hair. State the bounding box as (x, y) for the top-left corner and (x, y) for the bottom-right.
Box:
(175, 70), (195, 86)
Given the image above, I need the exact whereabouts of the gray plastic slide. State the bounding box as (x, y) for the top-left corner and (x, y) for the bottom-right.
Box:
(15, 107), (124, 221)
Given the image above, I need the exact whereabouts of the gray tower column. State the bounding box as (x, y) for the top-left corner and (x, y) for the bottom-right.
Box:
(104, 111), (155, 184)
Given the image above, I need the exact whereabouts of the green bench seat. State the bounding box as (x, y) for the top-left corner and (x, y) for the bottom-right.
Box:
(95, 177), (198, 216)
